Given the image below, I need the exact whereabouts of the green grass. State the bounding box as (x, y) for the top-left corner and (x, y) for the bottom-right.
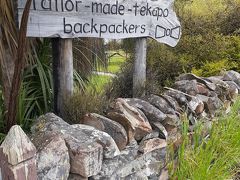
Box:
(107, 55), (125, 73)
(169, 99), (240, 180)
(86, 50), (126, 94)
(100, 50), (126, 74)
(86, 75), (112, 94)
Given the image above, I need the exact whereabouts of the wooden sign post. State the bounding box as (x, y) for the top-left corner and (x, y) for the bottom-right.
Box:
(18, 0), (182, 115)
(133, 38), (147, 97)
(52, 38), (73, 117)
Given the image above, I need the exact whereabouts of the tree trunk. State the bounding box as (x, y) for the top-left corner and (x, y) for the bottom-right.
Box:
(6, 0), (32, 131)
(1, 48), (15, 120)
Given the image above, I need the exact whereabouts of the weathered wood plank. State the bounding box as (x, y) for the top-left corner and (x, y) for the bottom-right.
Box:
(18, 0), (181, 47)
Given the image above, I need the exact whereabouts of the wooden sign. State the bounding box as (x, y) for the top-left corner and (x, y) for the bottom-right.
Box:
(18, 0), (181, 47)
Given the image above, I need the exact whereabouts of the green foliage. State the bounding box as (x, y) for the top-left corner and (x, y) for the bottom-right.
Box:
(169, 99), (240, 179)
(87, 75), (112, 94)
(121, 38), (135, 57)
(106, 40), (122, 51)
(99, 50), (126, 74)
(17, 42), (53, 131)
(144, 0), (240, 87)
(107, 52), (126, 74)
(192, 59), (237, 77)
(64, 90), (110, 124)
(105, 61), (133, 99)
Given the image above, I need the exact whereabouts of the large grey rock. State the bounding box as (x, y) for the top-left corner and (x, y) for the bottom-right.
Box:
(107, 98), (152, 141)
(32, 113), (120, 177)
(223, 70), (240, 87)
(90, 142), (139, 180)
(32, 131), (70, 180)
(123, 97), (180, 139)
(164, 89), (188, 106)
(164, 88), (204, 115)
(205, 76), (230, 101)
(83, 113), (128, 150)
(160, 95), (182, 113)
(108, 148), (166, 179)
(125, 98), (167, 123)
(177, 73), (216, 91)
(174, 80), (199, 96)
(196, 94), (223, 117)
(91, 140), (166, 180)
(145, 94), (176, 115)
(207, 76), (229, 89)
(0, 125), (37, 180)
(174, 80), (211, 97)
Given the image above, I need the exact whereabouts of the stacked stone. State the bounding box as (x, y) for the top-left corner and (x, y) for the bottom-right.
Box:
(1, 70), (240, 180)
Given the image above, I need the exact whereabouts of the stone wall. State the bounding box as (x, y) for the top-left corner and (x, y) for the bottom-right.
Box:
(1, 70), (240, 180)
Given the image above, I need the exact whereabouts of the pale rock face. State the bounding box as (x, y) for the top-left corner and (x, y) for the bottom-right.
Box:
(31, 131), (70, 180)
(107, 98), (152, 141)
(1, 125), (36, 166)
(71, 124), (120, 158)
(0, 125), (37, 180)
(83, 113), (128, 151)
(188, 97), (205, 115)
(68, 141), (103, 177)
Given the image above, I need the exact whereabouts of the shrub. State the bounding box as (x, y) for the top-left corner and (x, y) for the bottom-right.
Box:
(192, 59), (237, 77)
(64, 90), (110, 124)
(105, 61), (133, 99)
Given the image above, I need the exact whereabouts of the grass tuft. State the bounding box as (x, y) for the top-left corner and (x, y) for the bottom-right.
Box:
(169, 98), (240, 180)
